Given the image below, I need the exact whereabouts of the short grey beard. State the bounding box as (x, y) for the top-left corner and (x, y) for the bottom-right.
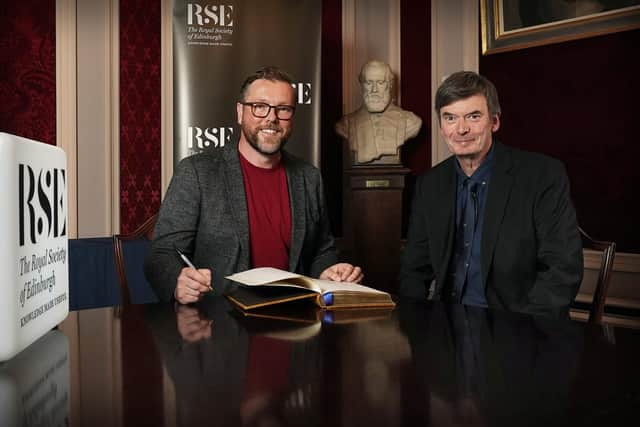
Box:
(364, 95), (390, 113)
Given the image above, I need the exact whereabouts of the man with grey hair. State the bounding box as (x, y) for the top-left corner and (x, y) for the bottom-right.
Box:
(336, 60), (421, 164)
(399, 71), (583, 319)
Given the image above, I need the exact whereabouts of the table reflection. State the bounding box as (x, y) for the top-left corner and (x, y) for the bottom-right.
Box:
(143, 298), (589, 427)
(398, 301), (584, 426)
(14, 297), (637, 427)
(145, 298), (328, 427)
(0, 330), (69, 427)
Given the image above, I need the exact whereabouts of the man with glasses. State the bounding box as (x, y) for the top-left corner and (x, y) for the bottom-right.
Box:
(146, 66), (363, 304)
(399, 71), (583, 319)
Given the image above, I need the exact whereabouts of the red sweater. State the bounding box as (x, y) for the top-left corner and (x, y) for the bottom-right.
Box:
(239, 153), (292, 270)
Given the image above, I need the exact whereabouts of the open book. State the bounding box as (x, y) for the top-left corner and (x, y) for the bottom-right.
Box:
(225, 267), (395, 310)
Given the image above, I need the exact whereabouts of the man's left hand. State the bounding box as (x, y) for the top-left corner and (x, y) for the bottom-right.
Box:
(320, 263), (364, 283)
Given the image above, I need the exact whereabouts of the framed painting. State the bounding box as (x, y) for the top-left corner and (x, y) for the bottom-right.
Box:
(481, 0), (640, 54)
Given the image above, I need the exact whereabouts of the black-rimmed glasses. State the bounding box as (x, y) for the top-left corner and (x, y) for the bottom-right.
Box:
(240, 102), (296, 120)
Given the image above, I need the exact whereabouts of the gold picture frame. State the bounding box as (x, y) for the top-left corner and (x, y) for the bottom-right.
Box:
(481, 0), (640, 55)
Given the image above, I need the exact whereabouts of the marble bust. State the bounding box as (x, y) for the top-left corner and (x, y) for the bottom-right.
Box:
(336, 60), (422, 165)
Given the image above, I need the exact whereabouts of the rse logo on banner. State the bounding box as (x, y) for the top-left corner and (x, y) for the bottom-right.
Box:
(186, 84), (310, 150)
(187, 4), (234, 26)
(19, 165), (67, 246)
(188, 126), (234, 149)
(292, 83), (312, 105)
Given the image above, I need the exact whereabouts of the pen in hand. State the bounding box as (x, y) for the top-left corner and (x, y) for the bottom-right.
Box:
(174, 245), (213, 291)
(174, 246), (196, 269)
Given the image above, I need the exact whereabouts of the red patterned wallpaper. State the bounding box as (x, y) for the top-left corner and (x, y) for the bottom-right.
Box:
(119, 1), (164, 422)
(119, 0), (162, 233)
(0, 2), (56, 145)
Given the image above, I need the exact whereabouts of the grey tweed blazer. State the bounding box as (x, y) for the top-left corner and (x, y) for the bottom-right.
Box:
(144, 141), (339, 302)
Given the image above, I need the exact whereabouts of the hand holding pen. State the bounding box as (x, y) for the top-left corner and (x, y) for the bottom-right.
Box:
(174, 245), (213, 304)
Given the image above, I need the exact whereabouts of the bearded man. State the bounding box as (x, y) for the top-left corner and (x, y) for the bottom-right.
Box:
(145, 66), (363, 304)
(336, 60), (421, 164)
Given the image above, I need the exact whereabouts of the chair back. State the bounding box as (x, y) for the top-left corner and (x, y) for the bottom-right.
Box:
(579, 226), (616, 324)
(113, 214), (158, 305)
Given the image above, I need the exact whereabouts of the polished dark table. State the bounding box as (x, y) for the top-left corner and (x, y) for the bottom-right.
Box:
(4, 297), (640, 427)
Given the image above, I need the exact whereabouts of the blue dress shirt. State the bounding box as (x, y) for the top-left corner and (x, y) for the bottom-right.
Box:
(449, 144), (495, 307)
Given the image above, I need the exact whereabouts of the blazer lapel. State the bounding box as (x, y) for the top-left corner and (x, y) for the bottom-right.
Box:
(434, 159), (457, 289)
(223, 145), (250, 270)
(481, 142), (514, 286)
(284, 155), (305, 272)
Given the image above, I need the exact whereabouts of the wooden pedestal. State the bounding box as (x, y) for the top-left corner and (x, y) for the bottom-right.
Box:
(342, 166), (409, 293)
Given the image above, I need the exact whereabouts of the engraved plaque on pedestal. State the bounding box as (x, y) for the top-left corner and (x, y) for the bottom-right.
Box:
(342, 166), (409, 293)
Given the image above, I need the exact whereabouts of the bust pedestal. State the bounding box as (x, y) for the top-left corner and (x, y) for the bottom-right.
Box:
(342, 166), (409, 293)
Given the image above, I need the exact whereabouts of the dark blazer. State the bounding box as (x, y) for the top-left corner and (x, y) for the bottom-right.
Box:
(399, 142), (583, 318)
(144, 141), (338, 302)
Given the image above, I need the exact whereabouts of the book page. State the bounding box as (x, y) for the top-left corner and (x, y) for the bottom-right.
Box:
(311, 279), (388, 295)
(226, 267), (320, 292)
